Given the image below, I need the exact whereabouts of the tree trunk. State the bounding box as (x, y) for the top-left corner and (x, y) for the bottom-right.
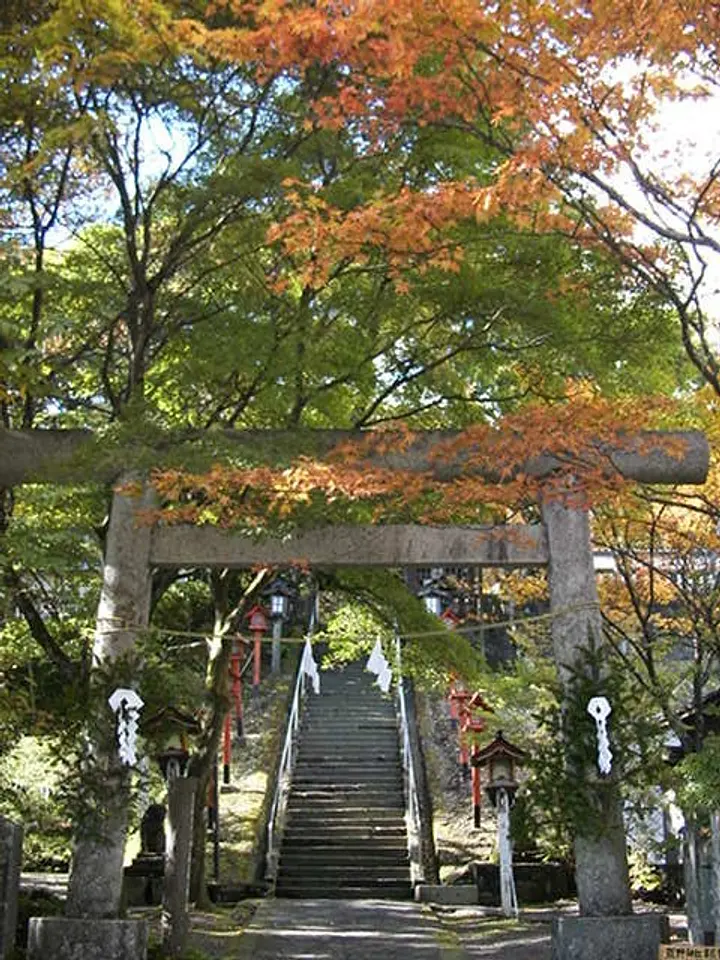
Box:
(542, 496), (632, 917)
(65, 477), (154, 919)
(187, 571), (232, 907)
(186, 568), (268, 904)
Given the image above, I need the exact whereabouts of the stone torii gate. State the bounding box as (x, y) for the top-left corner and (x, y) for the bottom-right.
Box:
(0, 426), (709, 960)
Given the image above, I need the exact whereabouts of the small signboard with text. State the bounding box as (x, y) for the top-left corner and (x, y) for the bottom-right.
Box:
(659, 947), (720, 958)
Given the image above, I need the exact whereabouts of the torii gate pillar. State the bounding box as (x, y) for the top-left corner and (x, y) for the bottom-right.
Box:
(65, 477), (154, 921)
(542, 497), (670, 958)
(542, 498), (632, 916)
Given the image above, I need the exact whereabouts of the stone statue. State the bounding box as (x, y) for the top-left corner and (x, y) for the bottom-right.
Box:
(140, 803), (166, 855)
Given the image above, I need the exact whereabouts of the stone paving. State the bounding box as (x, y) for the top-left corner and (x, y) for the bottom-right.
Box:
(20, 874), (684, 959)
(430, 907), (551, 959)
(232, 897), (468, 959)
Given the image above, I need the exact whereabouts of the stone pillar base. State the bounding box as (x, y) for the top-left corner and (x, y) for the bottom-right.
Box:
(27, 917), (148, 960)
(552, 914), (669, 960)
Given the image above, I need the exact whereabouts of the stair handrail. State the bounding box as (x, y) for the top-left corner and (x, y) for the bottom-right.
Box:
(395, 632), (424, 886)
(265, 601), (317, 881)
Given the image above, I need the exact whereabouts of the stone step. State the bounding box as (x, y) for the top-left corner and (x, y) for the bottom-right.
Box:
(284, 822), (405, 835)
(281, 827), (407, 857)
(283, 820), (407, 836)
(291, 779), (404, 788)
(278, 865), (410, 882)
(293, 764), (401, 775)
(291, 770), (403, 781)
(284, 824), (407, 839)
(295, 754), (399, 764)
(300, 721), (397, 730)
(279, 848), (409, 864)
(289, 785), (403, 797)
(296, 743), (399, 753)
(298, 733), (400, 757)
(299, 732), (397, 741)
(274, 881), (413, 900)
(296, 748), (400, 760)
(293, 762), (403, 772)
(297, 740), (399, 748)
(287, 799), (404, 811)
(300, 713), (398, 736)
(286, 808), (404, 821)
(287, 798), (404, 811)
(293, 773), (403, 796)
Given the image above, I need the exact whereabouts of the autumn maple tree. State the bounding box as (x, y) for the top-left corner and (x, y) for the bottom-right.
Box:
(179, 0), (720, 393)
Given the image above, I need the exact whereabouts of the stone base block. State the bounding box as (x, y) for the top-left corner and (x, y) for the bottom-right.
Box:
(123, 872), (164, 907)
(27, 917), (148, 960)
(415, 884), (478, 905)
(552, 914), (669, 960)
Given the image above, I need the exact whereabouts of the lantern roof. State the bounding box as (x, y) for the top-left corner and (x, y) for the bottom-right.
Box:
(263, 575), (295, 597)
(475, 730), (526, 767)
(468, 690), (493, 712)
(246, 604), (269, 629)
(440, 608), (461, 626)
(144, 706), (201, 735)
(449, 687), (471, 703)
(417, 582), (453, 600)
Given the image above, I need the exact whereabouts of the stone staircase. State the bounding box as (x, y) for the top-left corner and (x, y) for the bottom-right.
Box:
(275, 659), (412, 900)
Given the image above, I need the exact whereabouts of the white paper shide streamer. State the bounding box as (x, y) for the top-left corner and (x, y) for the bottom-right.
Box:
(587, 696), (612, 775)
(301, 637), (321, 694)
(108, 688), (144, 766)
(366, 639), (393, 693)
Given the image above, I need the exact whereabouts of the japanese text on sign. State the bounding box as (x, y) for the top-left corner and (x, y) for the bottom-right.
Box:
(659, 947), (720, 959)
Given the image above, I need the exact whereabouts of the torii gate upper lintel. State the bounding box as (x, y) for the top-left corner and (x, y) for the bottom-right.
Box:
(0, 425), (709, 488)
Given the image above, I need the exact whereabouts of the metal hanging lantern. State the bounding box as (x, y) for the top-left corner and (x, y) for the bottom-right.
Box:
(264, 577), (296, 674)
(419, 582), (450, 617)
(266, 576), (294, 620)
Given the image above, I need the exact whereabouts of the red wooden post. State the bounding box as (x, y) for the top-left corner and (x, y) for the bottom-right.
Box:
(465, 712), (490, 828)
(246, 606), (269, 698)
(222, 712), (231, 784)
(231, 641), (243, 739)
(207, 762), (216, 831)
(253, 632), (261, 689)
(448, 678), (459, 729)
(458, 731), (469, 776)
(471, 744), (482, 828)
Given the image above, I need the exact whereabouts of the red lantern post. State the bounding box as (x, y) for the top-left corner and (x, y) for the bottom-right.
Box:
(231, 638), (244, 740)
(451, 688), (472, 775)
(246, 605), (269, 698)
(465, 717), (487, 828)
(222, 712), (232, 784)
